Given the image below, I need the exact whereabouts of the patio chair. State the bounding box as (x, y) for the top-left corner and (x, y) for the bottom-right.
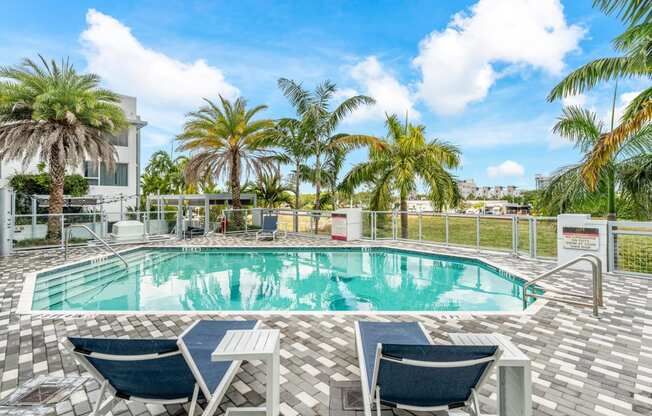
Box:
(256, 215), (281, 240)
(355, 321), (501, 416)
(60, 320), (258, 416)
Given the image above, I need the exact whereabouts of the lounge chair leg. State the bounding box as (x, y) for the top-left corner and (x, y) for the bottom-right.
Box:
(90, 381), (118, 416)
(469, 388), (482, 416)
(374, 387), (381, 416)
(188, 384), (200, 416)
(90, 381), (119, 416)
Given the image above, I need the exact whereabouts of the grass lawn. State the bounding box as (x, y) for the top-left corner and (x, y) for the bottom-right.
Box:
(275, 212), (559, 258)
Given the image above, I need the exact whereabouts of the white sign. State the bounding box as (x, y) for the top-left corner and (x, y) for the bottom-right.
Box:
(331, 213), (347, 240)
(562, 226), (599, 251)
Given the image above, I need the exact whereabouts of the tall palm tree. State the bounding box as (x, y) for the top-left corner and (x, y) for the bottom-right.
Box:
(340, 114), (461, 239)
(176, 96), (277, 224)
(548, 0), (652, 187)
(270, 118), (310, 230)
(277, 78), (383, 213)
(542, 105), (652, 218)
(0, 56), (126, 239)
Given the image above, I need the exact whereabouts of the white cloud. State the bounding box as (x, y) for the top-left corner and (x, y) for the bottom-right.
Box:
(487, 160), (525, 178)
(562, 93), (587, 108)
(80, 9), (239, 135)
(413, 0), (585, 115)
(343, 56), (419, 123)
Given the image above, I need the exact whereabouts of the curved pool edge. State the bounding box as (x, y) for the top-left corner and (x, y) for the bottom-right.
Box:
(16, 243), (549, 316)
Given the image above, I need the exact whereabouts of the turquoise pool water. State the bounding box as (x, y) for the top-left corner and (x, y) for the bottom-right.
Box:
(31, 247), (538, 312)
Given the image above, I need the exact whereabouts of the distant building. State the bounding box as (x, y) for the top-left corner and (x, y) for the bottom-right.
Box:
(535, 174), (550, 190)
(456, 179), (477, 198)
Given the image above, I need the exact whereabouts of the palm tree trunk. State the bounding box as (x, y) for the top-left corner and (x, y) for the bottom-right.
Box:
(47, 147), (65, 241)
(230, 155), (243, 229)
(400, 198), (408, 239)
(607, 163), (616, 221)
(294, 161), (300, 233)
(314, 152), (321, 234)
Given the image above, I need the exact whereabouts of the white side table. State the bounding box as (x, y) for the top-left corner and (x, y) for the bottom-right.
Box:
(211, 329), (281, 416)
(449, 333), (532, 416)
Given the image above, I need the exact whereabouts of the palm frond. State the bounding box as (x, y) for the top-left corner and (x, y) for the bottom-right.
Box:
(593, 0), (652, 25)
(547, 57), (644, 101)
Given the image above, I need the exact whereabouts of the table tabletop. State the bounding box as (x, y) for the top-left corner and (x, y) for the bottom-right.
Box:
(212, 329), (280, 362)
(449, 333), (530, 366)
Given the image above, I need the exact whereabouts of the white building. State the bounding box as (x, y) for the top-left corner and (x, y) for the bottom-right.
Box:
(535, 174), (550, 190)
(456, 179), (478, 199)
(0, 95), (147, 214)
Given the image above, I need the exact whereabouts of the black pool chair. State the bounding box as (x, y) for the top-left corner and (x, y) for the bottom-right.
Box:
(355, 321), (501, 416)
(61, 320), (258, 416)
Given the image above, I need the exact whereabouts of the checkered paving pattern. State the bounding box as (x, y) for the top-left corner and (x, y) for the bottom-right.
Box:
(0, 235), (650, 416)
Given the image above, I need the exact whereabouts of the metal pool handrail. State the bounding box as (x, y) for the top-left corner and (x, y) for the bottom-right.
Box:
(64, 224), (128, 269)
(523, 253), (603, 316)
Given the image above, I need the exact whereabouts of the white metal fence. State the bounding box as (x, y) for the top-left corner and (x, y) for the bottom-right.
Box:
(221, 208), (559, 259)
(608, 221), (652, 276)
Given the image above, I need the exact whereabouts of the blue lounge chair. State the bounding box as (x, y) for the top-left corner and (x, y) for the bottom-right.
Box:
(355, 321), (501, 416)
(256, 215), (281, 240)
(61, 320), (258, 416)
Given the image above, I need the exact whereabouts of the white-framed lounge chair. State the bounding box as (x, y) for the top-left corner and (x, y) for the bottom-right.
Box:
(355, 321), (501, 416)
(256, 215), (281, 240)
(60, 320), (258, 416)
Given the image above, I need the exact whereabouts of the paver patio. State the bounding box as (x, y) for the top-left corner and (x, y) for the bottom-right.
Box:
(0, 235), (650, 416)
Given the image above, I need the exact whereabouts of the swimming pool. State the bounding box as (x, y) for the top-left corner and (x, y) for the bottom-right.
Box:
(27, 247), (539, 313)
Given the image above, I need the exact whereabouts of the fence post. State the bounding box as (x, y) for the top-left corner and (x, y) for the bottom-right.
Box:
(244, 209), (248, 234)
(532, 218), (538, 258)
(372, 211), (376, 240)
(528, 218), (534, 258)
(176, 199), (183, 239)
(418, 212), (422, 241)
(0, 188), (13, 256)
(444, 214), (449, 246)
(31, 197), (37, 240)
(60, 214), (65, 249)
(476, 215), (480, 250)
(607, 222), (615, 272)
(513, 216), (518, 256)
(392, 211), (397, 240)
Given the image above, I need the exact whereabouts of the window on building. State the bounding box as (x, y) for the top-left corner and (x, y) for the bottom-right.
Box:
(100, 163), (129, 186)
(107, 130), (129, 147)
(84, 162), (128, 186)
(84, 161), (99, 185)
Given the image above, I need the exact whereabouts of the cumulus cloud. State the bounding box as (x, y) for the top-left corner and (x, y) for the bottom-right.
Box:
(487, 160), (525, 178)
(80, 9), (239, 135)
(413, 0), (585, 115)
(343, 56), (419, 123)
(562, 93), (587, 108)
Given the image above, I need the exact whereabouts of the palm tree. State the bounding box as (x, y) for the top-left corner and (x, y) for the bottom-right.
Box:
(244, 173), (293, 208)
(176, 96), (277, 225)
(277, 78), (383, 214)
(340, 114), (461, 239)
(541, 104), (652, 218)
(270, 119), (310, 230)
(0, 56), (126, 239)
(547, 0), (652, 187)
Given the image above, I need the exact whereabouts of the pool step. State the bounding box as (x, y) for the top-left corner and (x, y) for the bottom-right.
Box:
(35, 251), (178, 288)
(32, 267), (129, 309)
(32, 252), (181, 306)
(33, 251), (180, 294)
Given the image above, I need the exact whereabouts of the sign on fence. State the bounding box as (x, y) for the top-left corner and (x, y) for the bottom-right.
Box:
(562, 227), (600, 251)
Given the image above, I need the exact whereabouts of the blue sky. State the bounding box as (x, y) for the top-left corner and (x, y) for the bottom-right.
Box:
(0, 0), (642, 191)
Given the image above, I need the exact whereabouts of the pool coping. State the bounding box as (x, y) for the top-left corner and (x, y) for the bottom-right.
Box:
(16, 243), (549, 316)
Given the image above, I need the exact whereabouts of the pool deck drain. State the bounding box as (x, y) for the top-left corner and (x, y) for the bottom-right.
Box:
(0, 235), (650, 416)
